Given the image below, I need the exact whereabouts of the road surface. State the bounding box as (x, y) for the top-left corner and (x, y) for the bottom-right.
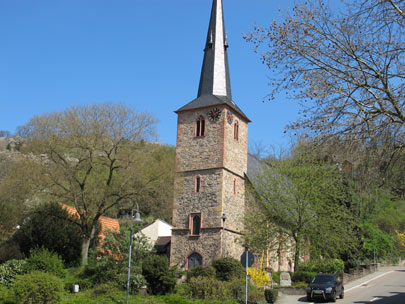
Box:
(277, 266), (405, 304)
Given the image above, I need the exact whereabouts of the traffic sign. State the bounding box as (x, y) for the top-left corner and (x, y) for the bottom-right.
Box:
(241, 251), (255, 268)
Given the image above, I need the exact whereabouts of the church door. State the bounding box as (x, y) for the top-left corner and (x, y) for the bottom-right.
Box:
(188, 253), (202, 269)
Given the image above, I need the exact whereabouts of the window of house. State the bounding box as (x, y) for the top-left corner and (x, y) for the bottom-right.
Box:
(233, 178), (236, 196)
(196, 116), (205, 137)
(234, 121), (239, 140)
(188, 252), (202, 269)
(195, 175), (201, 193)
(189, 213), (201, 236)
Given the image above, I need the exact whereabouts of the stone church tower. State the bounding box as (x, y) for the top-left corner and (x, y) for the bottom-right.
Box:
(170, 0), (251, 269)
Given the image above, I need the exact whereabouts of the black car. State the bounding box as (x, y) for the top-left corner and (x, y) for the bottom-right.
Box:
(306, 273), (344, 302)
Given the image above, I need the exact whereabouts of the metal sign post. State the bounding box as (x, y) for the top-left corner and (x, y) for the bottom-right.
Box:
(245, 249), (248, 304)
(241, 248), (254, 304)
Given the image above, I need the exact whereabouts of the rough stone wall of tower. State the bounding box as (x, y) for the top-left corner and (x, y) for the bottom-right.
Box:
(170, 103), (248, 268)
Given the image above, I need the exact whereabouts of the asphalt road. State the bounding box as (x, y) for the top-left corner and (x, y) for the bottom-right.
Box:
(277, 266), (405, 304)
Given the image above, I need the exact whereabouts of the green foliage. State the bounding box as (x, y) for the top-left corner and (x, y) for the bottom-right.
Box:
(271, 272), (280, 284)
(295, 282), (308, 288)
(248, 154), (356, 270)
(142, 255), (177, 295)
(299, 259), (344, 274)
(15, 202), (82, 265)
(212, 258), (244, 281)
(0, 259), (27, 287)
(24, 247), (66, 278)
(186, 265), (216, 282)
(82, 228), (150, 293)
(226, 278), (266, 304)
(360, 222), (395, 259)
(291, 271), (316, 284)
(264, 289), (278, 303)
(0, 284), (15, 304)
(13, 271), (64, 304)
(187, 276), (231, 301)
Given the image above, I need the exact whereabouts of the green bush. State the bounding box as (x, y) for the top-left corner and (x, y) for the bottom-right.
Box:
(299, 259), (344, 274)
(291, 271), (317, 284)
(0, 259), (27, 287)
(24, 247), (66, 278)
(271, 272), (280, 284)
(264, 289), (278, 303)
(225, 278), (266, 304)
(0, 284), (16, 303)
(186, 265), (216, 282)
(212, 258), (244, 281)
(13, 271), (64, 304)
(15, 202), (82, 265)
(142, 255), (177, 295)
(188, 276), (231, 301)
(295, 282), (308, 288)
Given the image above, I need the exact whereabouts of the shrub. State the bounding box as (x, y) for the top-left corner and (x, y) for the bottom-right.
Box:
(13, 271), (64, 304)
(226, 278), (266, 304)
(15, 202), (82, 265)
(24, 247), (66, 278)
(188, 276), (231, 301)
(299, 259), (344, 274)
(0, 284), (15, 303)
(212, 258), (245, 281)
(264, 289), (278, 303)
(295, 282), (308, 288)
(291, 271), (317, 284)
(142, 255), (177, 295)
(186, 265), (216, 282)
(0, 259), (27, 287)
(271, 272), (280, 284)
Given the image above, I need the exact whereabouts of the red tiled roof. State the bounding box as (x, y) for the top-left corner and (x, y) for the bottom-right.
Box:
(58, 203), (120, 240)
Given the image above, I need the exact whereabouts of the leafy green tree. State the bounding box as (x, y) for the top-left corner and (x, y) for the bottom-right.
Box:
(17, 102), (157, 266)
(360, 222), (395, 259)
(15, 203), (82, 265)
(244, 0), (404, 146)
(247, 154), (357, 271)
(83, 223), (151, 293)
(142, 255), (177, 295)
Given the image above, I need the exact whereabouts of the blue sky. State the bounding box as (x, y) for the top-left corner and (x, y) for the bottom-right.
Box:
(0, 0), (303, 152)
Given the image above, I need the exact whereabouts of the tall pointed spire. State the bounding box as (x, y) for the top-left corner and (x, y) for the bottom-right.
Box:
(197, 0), (232, 100)
(175, 0), (250, 122)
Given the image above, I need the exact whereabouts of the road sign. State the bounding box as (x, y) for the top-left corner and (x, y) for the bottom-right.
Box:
(241, 251), (255, 268)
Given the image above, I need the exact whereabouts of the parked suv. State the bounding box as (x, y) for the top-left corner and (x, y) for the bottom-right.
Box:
(306, 273), (344, 302)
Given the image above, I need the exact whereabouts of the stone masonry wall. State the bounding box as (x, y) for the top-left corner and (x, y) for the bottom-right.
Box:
(176, 107), (225, 172)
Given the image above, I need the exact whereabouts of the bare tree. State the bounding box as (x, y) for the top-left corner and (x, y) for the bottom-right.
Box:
(244, 0), (404, 147)
(18, 103), (157, 265)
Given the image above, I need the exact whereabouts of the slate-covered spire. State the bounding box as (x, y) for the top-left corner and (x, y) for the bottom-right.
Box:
(197, 0), (232, 100)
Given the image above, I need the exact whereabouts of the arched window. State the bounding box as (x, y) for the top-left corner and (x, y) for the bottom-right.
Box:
(189, 213), (201, 236)
(233, 178), (236, 196)
(188, 252), (202, 269)
(195, 175), (201, 193)
(196, 116), (205, 137)
(234, 121), (239, 140)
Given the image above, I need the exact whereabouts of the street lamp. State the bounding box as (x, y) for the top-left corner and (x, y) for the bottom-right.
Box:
(126, 204), (142, 304)
(222, 213), (227, 258)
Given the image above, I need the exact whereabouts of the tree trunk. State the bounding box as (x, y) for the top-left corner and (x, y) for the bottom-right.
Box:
(294, 238), (300, 272)
(81, 225), (96, 266)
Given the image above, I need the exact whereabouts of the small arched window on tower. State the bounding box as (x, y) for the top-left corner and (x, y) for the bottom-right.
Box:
(195, 175), (201, 193)
(196, 116), (206, 137)
(234, 121), (239, 141)
(188, 252), (202, 269)
(233, 178), (236, 196)
(189, 213), (202, 236)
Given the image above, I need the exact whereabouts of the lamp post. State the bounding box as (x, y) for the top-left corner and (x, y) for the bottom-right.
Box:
(126, 204), (142, 304)
(221, 213), (227, 258)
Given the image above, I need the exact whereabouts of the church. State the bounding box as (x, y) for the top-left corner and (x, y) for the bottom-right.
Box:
(170, 0), (261, 270)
